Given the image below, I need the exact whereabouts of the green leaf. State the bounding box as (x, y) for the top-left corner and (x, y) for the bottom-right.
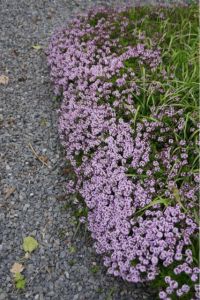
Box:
(136, 197), (171, 215)
(130, 259), (138, 267)
(172, 187), (187, 212)
(14, 273), (26, 290)
(32, 45), (43, 50)
(23, 236), (38, 253)
(16, 279), (26, 289)
(14, 272), (23, 281)
(68, 246), (76, 254)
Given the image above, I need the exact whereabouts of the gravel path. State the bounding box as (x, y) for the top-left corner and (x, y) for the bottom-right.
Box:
(0, 1), (188, 299)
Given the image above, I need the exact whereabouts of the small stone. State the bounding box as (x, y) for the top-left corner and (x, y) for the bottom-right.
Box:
(5, 164), (11, 171)
(47, 291), (55, 297)
(60, 251), (66, 258)
(39, 293), (44, 300)
(65, 271), (69, 279)
(78, 286), (82, 292)
(23, 203), (30, 211)
(25, 292), (32, 299)
(0, 292), (7, 300)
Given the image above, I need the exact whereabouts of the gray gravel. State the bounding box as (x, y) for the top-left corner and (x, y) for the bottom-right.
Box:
(0, 0), (189, 299)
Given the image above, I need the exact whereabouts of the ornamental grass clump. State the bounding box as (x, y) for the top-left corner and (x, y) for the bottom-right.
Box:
(47, 3), (199, 299)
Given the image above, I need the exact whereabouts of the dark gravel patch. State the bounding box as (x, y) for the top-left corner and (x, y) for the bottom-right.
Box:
(0, 0), (189, 299)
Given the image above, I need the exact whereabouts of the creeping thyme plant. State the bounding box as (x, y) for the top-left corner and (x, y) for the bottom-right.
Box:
(47, 3), (199, 299)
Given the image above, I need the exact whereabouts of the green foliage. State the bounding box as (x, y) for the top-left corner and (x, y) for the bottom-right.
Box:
(89, 12), (108, 27)
(23, 236), (38, 253)
(150, 262), (196, 300)
(105, 287), (116, 300)
(191, 236), (199, 265)
(73, 206), (88, 218)
(96, 287), (104, 293)
(68, 245), (76, 254)
(136, 197), (171, 216)
(14, 273), (26, 290)
(90, 264), (100, 274)
(58, 228), (67, 239)
(130, 259), (138, 267)
(32, 44), (43, 50)
(68, 259), (76, 266)
(74, 150), (84, 166)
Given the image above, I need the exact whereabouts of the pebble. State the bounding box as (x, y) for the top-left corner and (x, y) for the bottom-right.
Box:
(65, 271), (70, 279)
(78, 286), (82, 292)
(23, 203), (30, 211)
(0, 292), (7, 300)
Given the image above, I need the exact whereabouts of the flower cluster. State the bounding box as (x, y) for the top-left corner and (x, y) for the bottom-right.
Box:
(47, 6), (199, 299)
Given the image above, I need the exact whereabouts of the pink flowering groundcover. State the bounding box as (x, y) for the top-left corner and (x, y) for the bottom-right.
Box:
(47, 3), (199, 300)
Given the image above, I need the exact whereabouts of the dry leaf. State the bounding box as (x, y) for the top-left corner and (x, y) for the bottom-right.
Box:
(56, 194), (68, 201)
(61, 167), (72, 175)
(0, 75), (9, 85)
(28, 143), (49, 168)
(38, 155), (48, 163)
(24, 252), (30, 259)
(10, 262), (24, 274)
(4, 187), (16, 200)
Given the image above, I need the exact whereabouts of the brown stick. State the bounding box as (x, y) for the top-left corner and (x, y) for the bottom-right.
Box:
(28, 143), (49, 168)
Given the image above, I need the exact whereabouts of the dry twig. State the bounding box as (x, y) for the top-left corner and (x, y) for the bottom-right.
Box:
(28, 143), (49, 168)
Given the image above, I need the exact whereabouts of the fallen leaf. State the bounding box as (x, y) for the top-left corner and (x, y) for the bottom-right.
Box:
(39, 118), (47, 127)
(56, 194), (67, 201)
(10, 263), (24, 274)
(4, 187), (16, 200)
(32, 45), (43, 50)
(0, 75), (9, 85)
(23, 236), (38, 253)
(24, 252), (30, 259)
(61, 167), (72, 175)
(38, 155), (48, 163)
